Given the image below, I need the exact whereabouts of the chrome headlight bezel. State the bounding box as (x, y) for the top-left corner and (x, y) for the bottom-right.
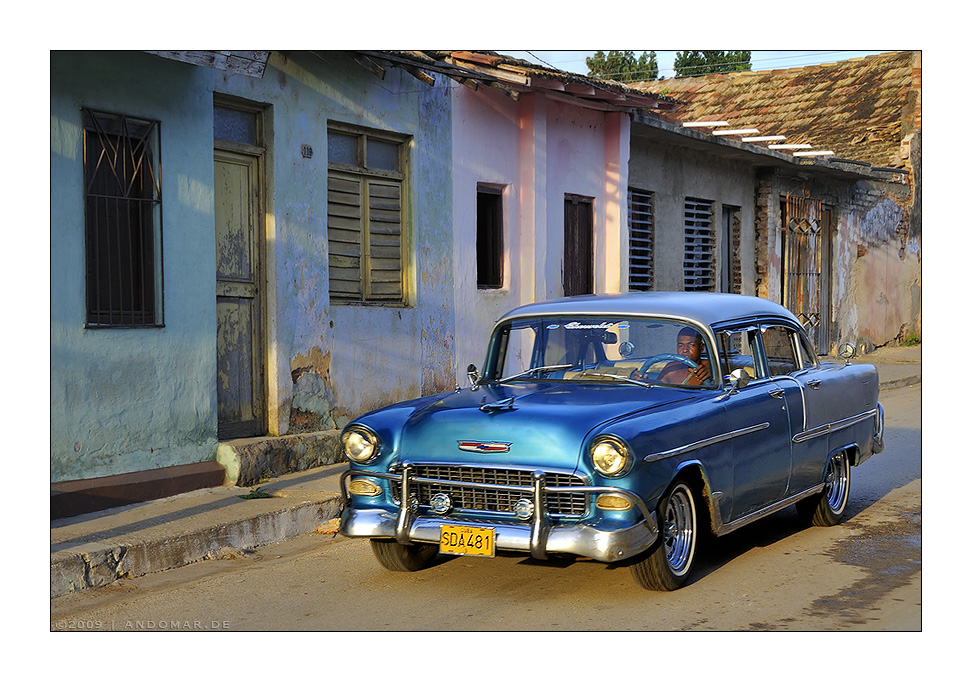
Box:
(590, 436), (633, 477)
(342, 426), (381, 464)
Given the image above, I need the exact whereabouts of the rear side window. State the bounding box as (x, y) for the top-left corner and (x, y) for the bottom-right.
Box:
(761, 326), (799, 376)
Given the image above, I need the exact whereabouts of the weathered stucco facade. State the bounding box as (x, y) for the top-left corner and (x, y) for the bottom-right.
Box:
(51, 52), (219, 482)
(51, 50), (456, 486)
(213, 51), (456, 432)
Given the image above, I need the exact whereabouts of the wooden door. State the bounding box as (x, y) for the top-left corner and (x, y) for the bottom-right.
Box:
(782, 197), (832, 353)
(564, 194), (594, 296)
(215, 150), (265, 439)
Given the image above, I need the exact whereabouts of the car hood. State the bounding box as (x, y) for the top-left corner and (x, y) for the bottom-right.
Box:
(396, 382), (691, 472)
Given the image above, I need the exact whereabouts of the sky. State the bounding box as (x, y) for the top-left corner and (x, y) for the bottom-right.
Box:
(504, 51), (891, 80)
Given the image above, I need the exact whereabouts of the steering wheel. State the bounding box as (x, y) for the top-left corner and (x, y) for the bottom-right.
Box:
(638, 353), (699, 376)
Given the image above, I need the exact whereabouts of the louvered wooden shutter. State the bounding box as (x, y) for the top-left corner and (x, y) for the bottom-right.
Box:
(683, 198), (715, 291)
(366, 179), (403, 301)
(628, 188), (654, 291)
(327, 172), (364, 300)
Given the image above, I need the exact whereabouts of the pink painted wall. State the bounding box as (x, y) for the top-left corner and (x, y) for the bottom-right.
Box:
(450, 85), (630, 370)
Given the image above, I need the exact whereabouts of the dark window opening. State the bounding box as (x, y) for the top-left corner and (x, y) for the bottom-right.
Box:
(477, 185), (504, 289)
(83, 108), (162, 327)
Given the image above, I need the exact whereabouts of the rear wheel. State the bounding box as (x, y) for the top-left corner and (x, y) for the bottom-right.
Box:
(370, 539), (438, 572)
(630, 481), (698, 590)
(797, 450), (851, 527)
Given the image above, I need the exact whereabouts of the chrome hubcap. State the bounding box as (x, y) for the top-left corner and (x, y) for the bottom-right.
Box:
(663, 486), (695, 575)
(824, 452), (849, 512)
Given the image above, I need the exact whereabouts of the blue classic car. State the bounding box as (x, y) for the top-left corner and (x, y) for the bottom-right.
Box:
(339, 292), (884, 590)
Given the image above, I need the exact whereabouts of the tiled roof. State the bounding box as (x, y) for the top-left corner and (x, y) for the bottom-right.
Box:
(637, 51), (921, 168)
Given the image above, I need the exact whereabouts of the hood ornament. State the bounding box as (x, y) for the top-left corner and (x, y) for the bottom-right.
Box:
(479, 395), (516, 413)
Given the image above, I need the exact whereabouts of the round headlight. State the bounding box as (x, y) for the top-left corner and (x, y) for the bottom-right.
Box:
(343, 427), (379, 463)
(591, 438), (630, 477)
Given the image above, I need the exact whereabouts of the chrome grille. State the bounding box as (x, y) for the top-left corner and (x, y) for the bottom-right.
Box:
(395, 465), (588, 517)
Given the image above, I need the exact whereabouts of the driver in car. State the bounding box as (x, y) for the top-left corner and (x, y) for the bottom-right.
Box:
(631, 327), (712, 385)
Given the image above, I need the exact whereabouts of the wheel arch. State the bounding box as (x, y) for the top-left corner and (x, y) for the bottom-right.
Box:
(670, 460), (716, 536)
(828, 441), (863, 468)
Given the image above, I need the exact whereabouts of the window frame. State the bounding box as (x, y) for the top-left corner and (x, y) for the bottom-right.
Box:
(82, 107), (164, 328)
(326, 121), (410, 305)
(476, 184), (505, 290)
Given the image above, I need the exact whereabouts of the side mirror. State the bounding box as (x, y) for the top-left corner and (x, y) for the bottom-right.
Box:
(466, 363), (481, 388)
(727, 368), (751, 391)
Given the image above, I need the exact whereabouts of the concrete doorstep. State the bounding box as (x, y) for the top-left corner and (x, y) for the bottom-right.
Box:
(51, 464), (347, 599)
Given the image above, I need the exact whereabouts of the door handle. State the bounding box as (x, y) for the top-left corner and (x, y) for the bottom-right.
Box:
(769, 389), (785, 400)
(808, 379), (822, 390)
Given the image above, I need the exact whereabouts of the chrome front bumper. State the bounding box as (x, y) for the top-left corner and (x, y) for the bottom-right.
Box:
(340, 464), (659, 563)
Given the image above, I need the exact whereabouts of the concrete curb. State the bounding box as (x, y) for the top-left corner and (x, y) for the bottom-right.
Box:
(51, 466), (346, 598)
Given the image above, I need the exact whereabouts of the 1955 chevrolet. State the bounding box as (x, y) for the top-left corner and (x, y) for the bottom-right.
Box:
(339, 292), (884, 590)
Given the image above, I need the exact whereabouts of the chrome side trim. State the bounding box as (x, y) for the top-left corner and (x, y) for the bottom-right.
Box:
(792, 408), (878, 444)
(644, 422), (771, 462)
(715, 484), (824, 536)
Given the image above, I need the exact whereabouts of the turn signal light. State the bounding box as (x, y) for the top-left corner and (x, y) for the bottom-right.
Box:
(596, 494), (633, 511)
(348, 478), (381, 496)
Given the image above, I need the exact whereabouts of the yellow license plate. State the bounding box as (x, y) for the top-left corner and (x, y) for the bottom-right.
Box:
(440, 524), (495, 557)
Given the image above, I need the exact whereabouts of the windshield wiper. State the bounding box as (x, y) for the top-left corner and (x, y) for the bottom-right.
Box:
(497, 363), (572, 384)
(574, 370), (652, 387)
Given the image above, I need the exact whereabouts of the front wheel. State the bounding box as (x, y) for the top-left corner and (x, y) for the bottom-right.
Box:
(370, 539), (438, 572)
(797, 450), (851, 527)
(630, 481), (698, 590)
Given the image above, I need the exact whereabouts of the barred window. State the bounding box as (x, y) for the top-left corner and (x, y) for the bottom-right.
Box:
(627, 187), (654, 291)
(83, 109), (163, 327)
(683, 197), (715, 292)
(327, 123), (408, 304)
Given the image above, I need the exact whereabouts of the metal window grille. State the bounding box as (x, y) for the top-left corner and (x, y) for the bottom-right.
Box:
(83, 109), (163, 327)
(683, 197), (715, 292)
(627, 188), (654, 290)
(327, 124), (407, 303)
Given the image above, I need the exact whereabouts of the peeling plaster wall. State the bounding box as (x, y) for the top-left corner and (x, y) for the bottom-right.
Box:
(451, 87), (630, 371)
(627, 133), (758, 293)
(51, 52), (218, 481)
(216, 52), (455, 431)
(758, 168), (919, 352)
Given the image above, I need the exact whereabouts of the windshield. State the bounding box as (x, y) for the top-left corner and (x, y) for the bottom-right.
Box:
(488, 316), (715, 388)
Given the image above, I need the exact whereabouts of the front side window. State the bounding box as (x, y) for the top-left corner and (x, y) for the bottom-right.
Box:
(718, 327), (760, 381)
(83, 108), (163, 327)
(488, 317), (714, 388)
(327, 123), (408, 304)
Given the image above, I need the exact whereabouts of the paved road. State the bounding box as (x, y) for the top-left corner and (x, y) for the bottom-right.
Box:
(51, 384), (920, 632)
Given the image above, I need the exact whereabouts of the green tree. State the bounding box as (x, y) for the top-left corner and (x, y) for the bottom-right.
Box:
(586, 50), (659, 82)
(673, 51), (752, 78)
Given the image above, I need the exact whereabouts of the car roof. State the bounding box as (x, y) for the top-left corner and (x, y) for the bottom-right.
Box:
(495, 292), (802, 329)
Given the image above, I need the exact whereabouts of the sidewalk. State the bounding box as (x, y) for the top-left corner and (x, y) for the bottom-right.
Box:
(50, 344), (920, 599)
